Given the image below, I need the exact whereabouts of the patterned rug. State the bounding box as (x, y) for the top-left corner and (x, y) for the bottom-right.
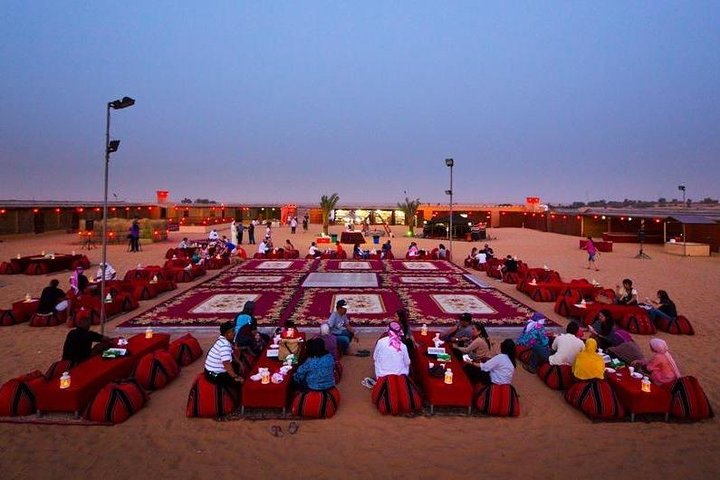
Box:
(118, 259), (546, 330)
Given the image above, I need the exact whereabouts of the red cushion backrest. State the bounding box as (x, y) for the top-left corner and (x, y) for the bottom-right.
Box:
(371, 374), (423, 416)
(537, 363), (575, 390)
(474, 383), (520, 417)
(84, 379), (147, 423)
(670, 376), (714, 421)
(185, 374), (237, 418)
(291, 387), (340, 419)
(564, 379), (624, 420)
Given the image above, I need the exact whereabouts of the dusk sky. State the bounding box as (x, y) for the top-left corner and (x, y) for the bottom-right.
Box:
(1, 1), (718, 206)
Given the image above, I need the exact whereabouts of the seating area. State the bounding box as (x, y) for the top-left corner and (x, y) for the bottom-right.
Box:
(0, 253), (91, 276)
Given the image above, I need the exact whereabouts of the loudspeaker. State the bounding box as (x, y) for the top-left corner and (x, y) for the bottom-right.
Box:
(85, 219), (94, 231)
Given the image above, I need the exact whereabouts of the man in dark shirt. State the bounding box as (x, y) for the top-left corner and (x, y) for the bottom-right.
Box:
(37, 279), (68, 314)
(62, 316), (113, 365)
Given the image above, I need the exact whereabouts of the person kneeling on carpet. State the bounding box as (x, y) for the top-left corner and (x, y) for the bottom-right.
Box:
(463, 339), (516, 385)
(205, 321), (244, 390)
(293, 338), (335, 392)
(62, 315), (114, 366)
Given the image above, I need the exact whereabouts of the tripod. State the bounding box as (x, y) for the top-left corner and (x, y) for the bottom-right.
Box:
(634, 226), (651, 259)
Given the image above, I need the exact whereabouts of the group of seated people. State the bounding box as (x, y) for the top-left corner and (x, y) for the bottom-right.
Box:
(464, 244), (494, 266)
(36, 262), (120, 316)
(308, 241), (345, 258)
(610, 278), (680, 325)
(516, 312), (682, 387)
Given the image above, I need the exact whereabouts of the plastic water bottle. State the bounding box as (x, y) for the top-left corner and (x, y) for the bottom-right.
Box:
(420, 324), (428, 336)
(641, 376), (651, 393)
(444, 368), (454, 385)
(59, 371), (71, 389)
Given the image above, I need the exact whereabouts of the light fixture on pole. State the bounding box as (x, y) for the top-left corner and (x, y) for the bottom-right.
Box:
(101, 96), (135, 336)
(678, 184), (686, 208)
(445, 158), (454, 257)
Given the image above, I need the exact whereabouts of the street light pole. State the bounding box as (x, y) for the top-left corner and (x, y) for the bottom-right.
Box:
(445, 158), (454, 258)
(100, 96), (135, 336)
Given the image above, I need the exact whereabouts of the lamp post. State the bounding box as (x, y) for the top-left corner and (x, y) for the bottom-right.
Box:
(445, 158), (454, 257)
(101, 96), (135, 335)
(678, 184), (686, 208)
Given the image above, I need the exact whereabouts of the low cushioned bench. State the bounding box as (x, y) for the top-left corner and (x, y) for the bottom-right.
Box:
(186, 373), (238, 418)
(564, 379), (625, 421)
(291, 387), (341, 419)
(32, 333), (169, 416)
(669, 376), (714, 421)
(168, 334), (204, 366)
(371, 374), (423, 416)
(474, 383), (520, 417)
(29, 310), (67, 327)
(84, 379), (147, 424)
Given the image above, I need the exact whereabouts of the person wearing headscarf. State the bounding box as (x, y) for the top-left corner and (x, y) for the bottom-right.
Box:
(634, 338), (681, 386)
(517, 313), (550, 373)
(313, 323), (339, 360)
(572, 338), (606, 380)
(69, 267), (89, 295)
(373, 321), (411, 378)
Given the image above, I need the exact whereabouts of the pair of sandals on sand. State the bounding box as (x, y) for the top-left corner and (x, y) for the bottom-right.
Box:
(269, 421), (299, 437)
(361, 377), (377, 389)
(354, 349), (371, 357)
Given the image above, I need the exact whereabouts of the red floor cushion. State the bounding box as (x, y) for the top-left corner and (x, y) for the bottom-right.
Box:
(618, 312), (656, 335)
(553, 297), (571, 317)
(502, 271), (522, 285)
(564, 379), (625, 420)
(133, 350), (181, 391)
(371, 374), (423, 416)
(0, 309), (18, 326)
(655, 315), (695, 335)
(669, 376), (714, 421)
(531, 288), (556, 302)
(85, 379), (147, 424)
(25, 262), (49, 275)
(0, 371), (44, 416)
(537, 363), (575, 390)
(474, 383), (520, 417)
(45, 360), (73, 380)
(291, 387), (341, 419)
(169, 334), (204, 366)
(29, 310), (67, 327)
(186, 373), (238, 418)
(0, 261), (19, 274)
(515, 345), (534, 366)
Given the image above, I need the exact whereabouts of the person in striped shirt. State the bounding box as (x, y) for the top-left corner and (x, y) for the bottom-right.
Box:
(204, 321), (243, 390)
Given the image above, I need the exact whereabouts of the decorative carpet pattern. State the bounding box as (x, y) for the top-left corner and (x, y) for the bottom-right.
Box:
(118, 259), (546, 330)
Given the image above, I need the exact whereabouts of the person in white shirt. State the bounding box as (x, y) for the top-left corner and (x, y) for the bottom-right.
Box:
(178, 237), (190, 249)
(373, 322), (411, 378)
(258, 239), (269, 255)
(94, 262), (117, 281)
(465, 339), (516, 385)
(204, 321), (243, 390)
(548, 322), (585, 366)
(308, 242), (321, 258)
(208, 229), (219, 241)
(474, 252), (487, 264)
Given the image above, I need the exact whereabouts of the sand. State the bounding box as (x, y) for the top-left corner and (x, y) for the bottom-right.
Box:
(1, 225), (718, 480)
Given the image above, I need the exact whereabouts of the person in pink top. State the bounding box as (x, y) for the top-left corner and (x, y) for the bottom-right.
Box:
(634, 338), (681, 386)
(584, 236), (599, 271)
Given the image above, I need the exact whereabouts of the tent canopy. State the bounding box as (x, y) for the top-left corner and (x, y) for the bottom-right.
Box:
(422, 213), (474, 238)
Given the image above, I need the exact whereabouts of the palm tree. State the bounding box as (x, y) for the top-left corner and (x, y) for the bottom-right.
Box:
(320, 193), (340, 235)
(397, 197), (421, 236)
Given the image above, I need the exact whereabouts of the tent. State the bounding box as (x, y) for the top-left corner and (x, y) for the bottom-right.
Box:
(422, 213), (475, 239)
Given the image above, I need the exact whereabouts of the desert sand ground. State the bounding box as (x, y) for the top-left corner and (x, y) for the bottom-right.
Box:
(0, 224), (718, 480)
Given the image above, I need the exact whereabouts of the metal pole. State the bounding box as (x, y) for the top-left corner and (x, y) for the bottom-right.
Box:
(100, 103), (110, 336)
(449, 164), (453, 256)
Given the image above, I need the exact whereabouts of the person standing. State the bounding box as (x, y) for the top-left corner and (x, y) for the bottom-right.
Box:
(129, 219), (141, 252)
(236, 222), (244, 245)
(248, 221), (255, 245)
(230, 220), (238, 245)
(303, 214), (309, 231)
(584, 236), (600, 271)
(290, 216), (298, 234)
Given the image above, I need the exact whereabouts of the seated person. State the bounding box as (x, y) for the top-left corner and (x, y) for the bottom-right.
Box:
(572, 338), (605, 380)
(94, 262), (117, 281)
(407, 242), (420, 257)
(178, 237), (190, 249)
(645, 290), (678, 324)
(516, 313), (550, 373)
(548, 322), (585, 366)
(481, 244), (494, 259)
(463, 339), (516, 385)
(308, 242), (322, 258)
(285, 239), (295, 251)
(293, 338), (336, 392)
(257, 238), (270, 255)
(373, 322), (411, 378)
(501, 255), (519, 274)
(381, 240), (392, 258)
(465, 247), (478, 266)
(37, 279), (69, 314)
(62, 315), (113, 365)
(437, 244), (447, 259)
(632, 338), (681, 386)
(441, 312), (473, 345)
(234, 324), (266, 357)
(234, 301), (260, 338)
(204, 321), (244, 389)
(69, 267), (89, 295)
(453, 321), (493, 362)
(208, 229), (219, 241)
(327, 299), (357, 354)
(314, 323), (339, 360)
(335, 241), (345, 257)
(615, 278), (638, 305)
(353, 243), (369, 259)
(191, 248), (201, 264)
